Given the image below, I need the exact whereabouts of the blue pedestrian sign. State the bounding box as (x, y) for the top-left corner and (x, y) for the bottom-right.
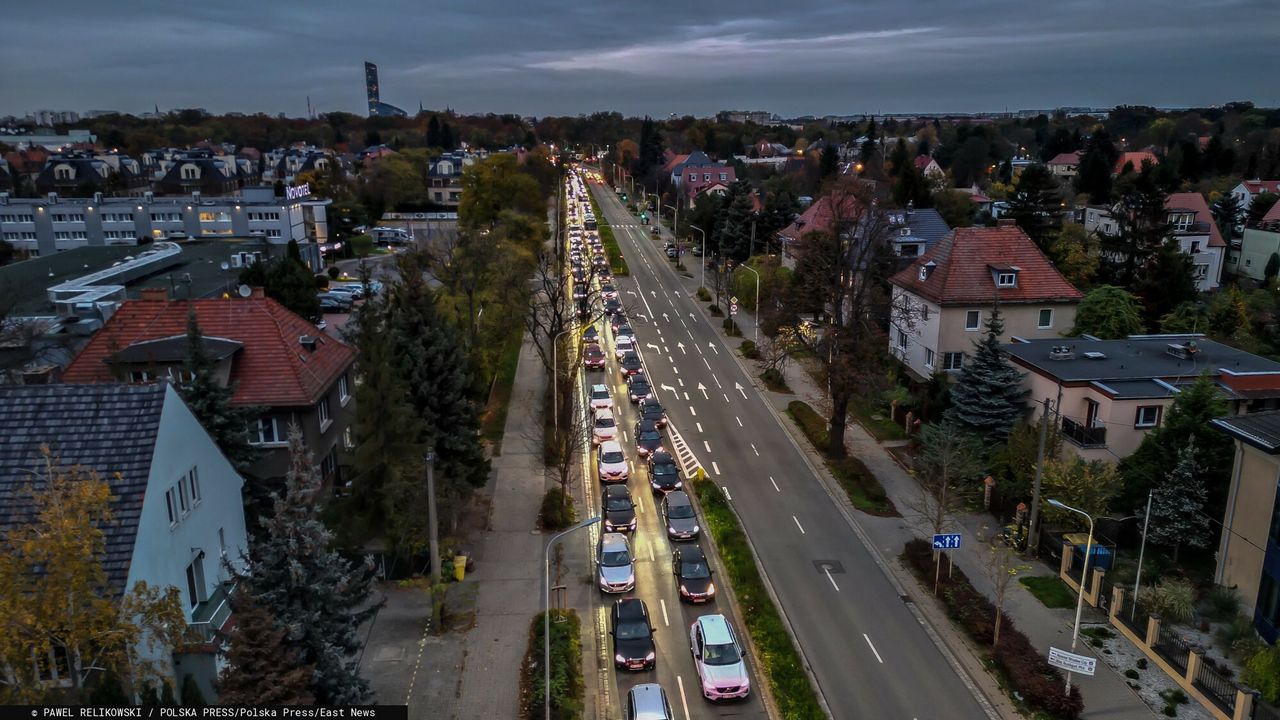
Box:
(932, 533), (962, 550)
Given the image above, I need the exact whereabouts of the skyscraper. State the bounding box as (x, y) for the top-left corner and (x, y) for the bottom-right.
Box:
(364, 61), (407, 118)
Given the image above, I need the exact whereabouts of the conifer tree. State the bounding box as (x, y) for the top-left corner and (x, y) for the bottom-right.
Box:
(216, 596), (315, 705)
(231, 428), (382, 705)
(179, 312), (261, 474)
(1006, 164), (1062, 253)
(944, 308), (1028, 440)
(1145, 441), (1213, 562)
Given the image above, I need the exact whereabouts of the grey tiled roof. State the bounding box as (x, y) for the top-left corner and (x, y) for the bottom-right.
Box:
(0, 383), (165, 596)
(1212, 411), (1280, 453)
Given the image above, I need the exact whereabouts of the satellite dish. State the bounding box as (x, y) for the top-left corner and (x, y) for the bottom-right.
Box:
(237, 284), (252, 298)
(220, 261), (230, 271)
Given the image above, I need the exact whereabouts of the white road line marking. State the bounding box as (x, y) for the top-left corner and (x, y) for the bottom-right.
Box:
(689, 406), (696, 416)
(770, 476), (781, 492)
(672, 366), (679, 375)
(703, 357), (711, 370)
(668, 356), (674, 363)
(712, 374), (722, 388)
(621, 430), (628, 443)
(863, 633), (884, 664)
(664, 346), (669, 352)
(649, 542), (655, 563)
(683, 392), (690, 400)
(751, 443), (759, 456)
(660, 598), (670, 627)
(736, 416), (743, 427)
(677, 676), (691, 720)
(722, 485), (732, 500)
(723, 393), (730, 403)
(703, 440), (711, 453)
(793, 515), (806, 534)
(711, 461), (720, 475)
(696, 345), (703, 355)
(681, 318), (687, 327)
(678, 378), (684, 387)
(696, 422), (703, 433)
(824, 567), (841, 592)
(636, 493), (644, 514)
(687, 329), (694, 339)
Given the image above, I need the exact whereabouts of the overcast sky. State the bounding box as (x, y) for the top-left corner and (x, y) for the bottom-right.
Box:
(2, 0), (1277, 119)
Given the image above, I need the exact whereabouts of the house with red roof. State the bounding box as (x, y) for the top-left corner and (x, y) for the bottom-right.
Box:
(888, 223), (1083, 381)
(1047, 151), (1081, 179)
(61, 288), (357, 486)
(913, 155), (944, 179)
(1114, 151), (1159, 176)
(1085, 192), (1225, 291)
(1230, 179), (1280, 214)
(1231, 200), (1280, 283)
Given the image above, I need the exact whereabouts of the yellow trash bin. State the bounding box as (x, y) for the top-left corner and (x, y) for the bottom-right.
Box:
(453, 555), (467, 582)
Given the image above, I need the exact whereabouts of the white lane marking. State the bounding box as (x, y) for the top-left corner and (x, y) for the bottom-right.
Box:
(672, 366), (679, 375)
(660, 598), (670, 627)
(636, 493), (644, 514)
(751, 443), (759, 456)
(668, 356), (674, 363)
(722, 485), (732, 500)
(687, 329), (694, 340)
(736, 416), (743, 427)
(793, 515), (806, 534)
(696, 422), (703, 433)
(680, 318), (687, 327)
(723, 393), (730, 403)
(678, 378), (684, 387)
(649, 542), (655, 563)
(677, 676), (691, 720)
(712, 374), (722, 389)
(683, 392), (690, 400)
(621, 430), (629, 443)
(703, 357), (712, 370)
(703, 440), (711, 453)
(863, 633), (884, 664)
(770, 476), (781, 492)
(696, 345), (703, 355)
(824, 567), (841, 592)
(711, 461), (720, 475)
(689, 406), (696, 416)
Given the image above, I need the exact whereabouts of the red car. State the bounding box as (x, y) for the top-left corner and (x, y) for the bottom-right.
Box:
(583, 344), (607, 370)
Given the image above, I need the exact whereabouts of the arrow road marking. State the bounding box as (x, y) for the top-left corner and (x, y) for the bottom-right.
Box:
(863, 634), (884, 664)
(697, 383), (709, 399)
(663, 312), (670, 323)
(626, 290), (637, 296)
(708, 342), (719, 355)
(735, 382), (748, 399)
(677, 342), (686, 354)
(660, 383), (676, 393)
(793, 516), (806, 534)
(646, 343), (661, 351)
(650, 290), (657, 297)
(722, 485), (732, 499)
(688, 312), (696, 320)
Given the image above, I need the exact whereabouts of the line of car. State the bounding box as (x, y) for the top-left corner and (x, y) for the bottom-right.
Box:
(568, 170), (751, 718)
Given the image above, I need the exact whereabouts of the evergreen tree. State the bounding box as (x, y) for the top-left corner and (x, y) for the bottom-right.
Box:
(1075, 127), (1118, 204)
(1266, 253), (1280, 284)
(178, 312), (262, 475)
(426, 115), (441, 148)
(1208, 284), (1252, 344)
(944, 308), (1028, 440)
(819, 145), (840, 178)
(1006, 163), (1063, 253)
(1097, 169), (1169, 287)
(1133, 239), (1197, 330)
(888, 138), (909, 174)
(216, 595), (316, 705)
(179, 675), (206, 707)
(1249, 192), (1280, 226)
(1144, 441), (1213, 562)
(712, 180), (757, 262)
(1070, 285), (1144, 339)
(1212, 193), (1243, 238)
(440, 122), (454, 150)
(238, 242), (321, 322)
(231, 428), (382, 705)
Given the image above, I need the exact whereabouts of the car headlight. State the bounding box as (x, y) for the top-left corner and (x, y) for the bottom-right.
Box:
(707, 582), (716, 594)
(679, 584), (689, 595)
(615, 654), (626, 663)
(645, 651), (655, 661)
(692, 525), (700, 533)
(674, 481), (683, 488)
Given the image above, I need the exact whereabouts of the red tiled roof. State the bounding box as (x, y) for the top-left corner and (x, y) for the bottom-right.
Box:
(661, 154), (690, 175)
(62, 297), (356, 407)
(1242, 180), (1280, 195)
(1166, 192), (1226, 248)
(1114, 151), (1158, 175)
(1048, 152), (1081, 166)
(778, 195), (862, 239)
(914, 155), (936, 170)
(1263, 200), (1280, 225)
(890, 226), (1083, 306)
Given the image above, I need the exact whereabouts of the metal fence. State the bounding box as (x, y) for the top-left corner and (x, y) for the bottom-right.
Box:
(1116, 599), (1150, 637)
(1152, 626), (1192, 676)
(1194, 659), (1239, 716)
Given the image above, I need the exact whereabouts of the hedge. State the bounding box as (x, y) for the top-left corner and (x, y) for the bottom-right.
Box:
(693, 480), (825, 718)
(586, 193), (629, 276)
(902, 539), (1084, 719)
(519, 610), (583, 720)
(785, 401), (896, 516)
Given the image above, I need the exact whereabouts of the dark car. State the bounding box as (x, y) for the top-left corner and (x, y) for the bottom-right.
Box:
(651, 225), (661, 236)
(602, 484), (637, 533)
(583, 344), (607, 370)
(611, 598), (656, 671)
(634, 419), (664, 458)
(611, 314), (629, 333)
(673, 545), (716, 604)
(665, 244), (677, 258)
(640, 397), (668, 428)
(627, 376), (653, 403)
(319, 298), (349, 313)
(582, 326), (600, 345)
(619, 352), (644, 377)
(662, 490), (700, 540)
(604, 299), (623, 316)
(615, 324), (635, 340)
(648, 452), (682, 494)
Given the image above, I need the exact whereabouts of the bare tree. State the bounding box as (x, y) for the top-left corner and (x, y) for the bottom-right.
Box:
(910, 420), (986, 537)
(982, 528), (1031, 647)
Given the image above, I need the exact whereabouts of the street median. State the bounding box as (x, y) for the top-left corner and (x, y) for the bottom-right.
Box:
(587, 193), (629, 276)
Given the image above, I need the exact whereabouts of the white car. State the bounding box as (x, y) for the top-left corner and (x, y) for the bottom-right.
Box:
(597, 440), (629, 482)
(598, 533), (635, 594)
(592, 409), (618, 444)
(690, 615), (751, 701)
(614, 335), (635, 360)
(589, 384), (613, 413)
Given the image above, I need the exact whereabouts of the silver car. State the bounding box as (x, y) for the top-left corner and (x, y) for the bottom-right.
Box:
(597, 532), (635, 593)
(662, 491), (700, 541)
(626, 683), (674, 720)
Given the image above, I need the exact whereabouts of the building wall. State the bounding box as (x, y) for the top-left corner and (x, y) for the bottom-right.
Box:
(1218, 442), (1279, 621)
(246, 367), (354, 485)
(1023, 372), (1171, 463)
(1233, 227), (1280, 282)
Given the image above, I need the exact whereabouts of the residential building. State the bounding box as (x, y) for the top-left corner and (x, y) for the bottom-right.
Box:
(717, 110), (773, 125)
(1082, 192), (1226, 291)
(0, 128), (96, 151)
(0, 157), (10, 193)
(1211, 412), (1280, 643)
(1230, 179), (1280, 214)
(60, 290), (357, 486)
(26, 109), (80, 126)
(886, 206), (951, 259)
(913, 155), (944, 180)
(0, 185), (330, 256)
(1230, 201), (1280, 281)
(1047, 151), (1081, 179)
(427, 150), (479, 207)
(888, 224), (1083, 381)
(680, 164), (736, 202)
(668, 151), (713, 188)
(1008, 335), (1280, 463)
(262, 147), (334, 186)
(0, 382), (249, 698)
(34, 150), (149, 197)
(144, 148), (258, 196)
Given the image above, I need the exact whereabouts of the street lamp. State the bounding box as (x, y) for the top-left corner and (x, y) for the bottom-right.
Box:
(739, 263), (760, 344)
(690, 225), (707, 287)
(1047, 498), (1094, 697)
(1131, 490), (1154, 623)
(545, 516), (602, 720)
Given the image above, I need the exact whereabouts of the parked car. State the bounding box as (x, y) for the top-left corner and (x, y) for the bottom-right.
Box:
(597, 440), (628, 482)
(597, 533), (635, 594)
(619, 352), (644, 377)
(634, 419), (664, 458)
(689, 615), (750, 700)
(602, 484), (637, 533)
(604, 299), (623, 316)
(584, 344), (607, 370)
(589, 383), (613, 412)
(592, 409), (618, 444)
(614, 335), (636, 360)
(611, 598), (656, 670)
(673, 545), (716, 604)
(625, 683), (673, 720)
(601, 284), (619, 301)
(640, 397), (668, 428)
(582, 325), (600, 345)
(316, 292), (352, 310)
(615, 324), (635, 341)
(647, 452), (682, 494)
(662, 491), (699, 540)
(627, 375), (652, 403)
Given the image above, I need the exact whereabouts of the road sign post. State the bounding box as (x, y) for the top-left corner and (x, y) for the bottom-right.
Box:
(1047, 647), (1096, 676)
(932, 533), (962, 550)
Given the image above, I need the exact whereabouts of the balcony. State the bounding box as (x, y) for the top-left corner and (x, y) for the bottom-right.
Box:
(1062, 417), (1106, 448)
(187, 581), (235, 644)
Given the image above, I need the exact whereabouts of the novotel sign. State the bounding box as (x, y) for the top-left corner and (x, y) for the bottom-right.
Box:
(285, 183), (311, 200)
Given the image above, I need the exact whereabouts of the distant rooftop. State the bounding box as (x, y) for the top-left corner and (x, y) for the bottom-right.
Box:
(1212, 411), (1280, 453)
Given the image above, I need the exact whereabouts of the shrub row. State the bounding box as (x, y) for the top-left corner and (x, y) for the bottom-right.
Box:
(785, 401), (896, 516)
(693, 480), (825, 718)
(538, 487), (575, 530)
(902, 539), (1084, 720)
(740, 340), (760, 359)
(586, 193), (629, 276)
(519, 610), (583, 720)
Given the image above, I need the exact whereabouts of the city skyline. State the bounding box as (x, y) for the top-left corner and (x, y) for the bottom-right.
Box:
(1, 0), (1276, 119)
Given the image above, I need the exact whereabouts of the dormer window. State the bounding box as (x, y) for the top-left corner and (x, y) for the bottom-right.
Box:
(997, 272), (1017, 287)
(918, 260), (937, 281)
(989, 264), (1020, 288)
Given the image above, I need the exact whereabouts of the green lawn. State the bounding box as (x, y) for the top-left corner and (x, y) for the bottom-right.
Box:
(480, 329), (524, 453)
(1019, 575), (1077, 609)
(850, 398), (907, 442)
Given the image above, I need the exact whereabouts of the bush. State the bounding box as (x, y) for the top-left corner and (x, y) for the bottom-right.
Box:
(1125, 669), (1140, 679)
(696, 287), (711, 301)
(326, 265), (340, 280)
(740, 340), (760, 359)
(761, 368), (789, 392)
(538, 487), (575, 530)
(1200, 586), (1243, 622)
(709, 304), (723, 316)
(722, 317), (742, 336)
(1147, 578), (1196, 625)
(520, 610), (583, 720)
(315, 274), (329, 289)
(1137, 658), (1148, 669)
(787, 400), (829, 448)
(1244, 642), (1280, 704)
(1215, 614), (1259, 657)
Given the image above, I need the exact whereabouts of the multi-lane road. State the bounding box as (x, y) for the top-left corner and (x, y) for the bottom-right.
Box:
(585, 178), (994, 720)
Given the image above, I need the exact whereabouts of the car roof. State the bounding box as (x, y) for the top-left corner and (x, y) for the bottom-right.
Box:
(596, 409), (614, 420)
(650, 451), (674, 463)
(622, 353), (640, 361)
(604, 484), (630, 499)
(628, 683), (669, 719)
(642, 397), (664, 408)
(601, 532), (629, 551)
(678, 545), (707, 562)
(615, 597), (647, 621)
(636, 418), (658, 431)
(665, 491), (692, 507)
(696, 614), (734, 644)
(599, 440), (623, 454)
(591, 383), (608, 393)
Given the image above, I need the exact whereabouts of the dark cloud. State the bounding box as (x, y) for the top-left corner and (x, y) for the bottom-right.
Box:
(1, 0), (1274, 118)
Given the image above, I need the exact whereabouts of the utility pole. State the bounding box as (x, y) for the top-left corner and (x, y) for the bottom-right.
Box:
(426, 449), (441, 585)
(749, 219), (756, 258)
(1027, 397), (1051, 554)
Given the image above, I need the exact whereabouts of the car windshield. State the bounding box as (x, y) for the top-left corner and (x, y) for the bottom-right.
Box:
(591, 389), (608, 399)
(703, 641), (741, 666)
(595, 416), (615, 429)
(645, 404), (664, 414)
(601, 550), (630, 567)
(605, 496), (632, 511)
(680, 561), (710, 579)
(602, 450), (625, 464)
(652, 464), (676, 477)
(587, 349), (603, 358)
(667, 503), (695, 519)
(615, 620), (650, 641)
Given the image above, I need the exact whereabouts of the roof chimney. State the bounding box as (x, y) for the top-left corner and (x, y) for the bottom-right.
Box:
(140, 287), (168, 301)
(250, 287), (265, 299)
(996, 218), (1017, 227)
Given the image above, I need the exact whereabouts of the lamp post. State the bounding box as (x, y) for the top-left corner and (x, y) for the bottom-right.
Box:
(1131, 490), (1154, 622)
(551, 325), (576, 437)
(690, 225), (707, 287)
(545, 516), (602, 720)
(740, 263), (760, 344)
(1047, 498), (1094, 697)
(425, 449), (440, 585)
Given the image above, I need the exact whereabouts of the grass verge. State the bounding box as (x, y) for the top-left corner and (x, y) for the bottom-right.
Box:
(587, 192), (629, 276)
(480, 328), (524, 453)
(519, 610), (583, 720)
(850, 397), (907, 442)
(785, 400), (898, 516)
(1018, 576), (1077, 609)
(693, 480), (825, 718)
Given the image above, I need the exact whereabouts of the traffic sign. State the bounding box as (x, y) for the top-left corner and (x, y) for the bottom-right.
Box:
(1048, 647), (1096, 676)
(730, 296), (739, 304)
(730, 303), (738, 315)
(932, 533), (962, 550)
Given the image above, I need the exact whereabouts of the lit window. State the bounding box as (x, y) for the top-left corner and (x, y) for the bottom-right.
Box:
(965, 310), (980, 331)
(1135, 406), (1161, 428)
(1038, 309), (1053, 329)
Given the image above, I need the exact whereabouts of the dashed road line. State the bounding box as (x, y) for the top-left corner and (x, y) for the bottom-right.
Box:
(711, 461), (720, 475)
(723, 393), (730, 403)
(659, 599), (670, 627)
(864, 634), (884, 664)
(703, 440), (711, 453)
(751, 443), (759, 456)
(696, 422), (703, 433)
(793, 516), (806, 534)
(824, 567), (841, 592)
(736, 416), (743, 427)
(770, 476), (781, 492)
(689, 406), (696, 416)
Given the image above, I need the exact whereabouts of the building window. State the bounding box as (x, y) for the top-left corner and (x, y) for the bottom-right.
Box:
(339, 374), (351, 405)
(719, 173), (727, 181)
(185, 558), (205, 609)
(996, 272), (1017, 287)
(165, 488), (177, 527)
(925, 348), (935, 368)
(1190, 240), (1201, 254)
(320, 447), (337, 479)
(343, 426), (355, 451)
(178, 479), (190, 516)
(1257, 573), (1280, 638)
(943, 352), (964, 371)
(921, 305), (929, 322)
(965, 310), (980, 331)
(1135, 406), (1162, 428)
(1038, 308), (1053, 329)
(319, 398), (332, 431)
(127, 370), (154, 384)
(218, 527), (227, 559)
(188, 467), (201, 506)
(895, 329), (908, 351)
(252, 417), (281, 444)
